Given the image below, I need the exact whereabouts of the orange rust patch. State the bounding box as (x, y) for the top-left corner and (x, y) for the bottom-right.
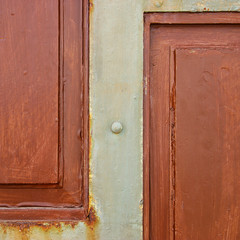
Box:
(89, 0), (94, 14)
(0, 221), (79, 232)
(0, 222), (59, 231)
(85, 207), (99, 229)
(85, 207), (99, 240)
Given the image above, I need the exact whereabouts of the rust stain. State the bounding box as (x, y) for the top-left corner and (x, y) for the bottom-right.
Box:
(0, 222), (61, 231)
(85, 207), (99, 229)
(0, 221), (81, 233)
(85, 112), (99, 240)
(203, 7), (210, 11)
(85, 206), (99, 240)
(89, 0), (94, 15)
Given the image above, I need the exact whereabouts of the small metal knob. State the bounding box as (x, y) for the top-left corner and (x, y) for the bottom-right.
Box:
(111, 122), (123, 134)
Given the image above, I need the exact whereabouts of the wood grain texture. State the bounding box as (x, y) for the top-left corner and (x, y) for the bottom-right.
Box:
(0, 0), (59, 184)
(149, 46), (170, 240)
(0, 0), (89, 220)
(144, 13), (240, 240)
(143, 18), (150, 240)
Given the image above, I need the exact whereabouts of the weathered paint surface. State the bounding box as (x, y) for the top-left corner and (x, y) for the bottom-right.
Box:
(1, 0), (240, 239)
(145, 0), (240, 11)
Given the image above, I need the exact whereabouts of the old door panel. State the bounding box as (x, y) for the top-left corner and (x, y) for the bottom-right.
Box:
(146, 13), (240, 239)
(0, 0), (88, 220)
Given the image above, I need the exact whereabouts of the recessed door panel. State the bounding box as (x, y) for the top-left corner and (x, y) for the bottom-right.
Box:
(0, 0), (59, 184)
(175, 48), (240, 239)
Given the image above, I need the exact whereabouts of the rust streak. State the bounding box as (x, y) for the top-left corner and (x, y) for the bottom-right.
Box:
(85, 207), (99, 240)
(89, 0), (94, 14)
(0, 221), (80, 232)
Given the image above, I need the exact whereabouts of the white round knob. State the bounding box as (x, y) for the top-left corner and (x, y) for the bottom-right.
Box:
(111, 122), (123, 134)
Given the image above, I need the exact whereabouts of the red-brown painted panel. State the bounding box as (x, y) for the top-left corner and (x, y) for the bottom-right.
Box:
(0, 0), (89, 220)
(0, 0), (59, 184)
(149, 46), (170, 240)
(175, 48), (240, 239)
(145, 13), (240, 240)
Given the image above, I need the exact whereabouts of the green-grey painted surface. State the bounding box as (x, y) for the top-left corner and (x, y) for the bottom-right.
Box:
(1, 0), (240, 239)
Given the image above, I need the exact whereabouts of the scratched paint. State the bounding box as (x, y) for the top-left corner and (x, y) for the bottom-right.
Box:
(1, 0), (240, 239)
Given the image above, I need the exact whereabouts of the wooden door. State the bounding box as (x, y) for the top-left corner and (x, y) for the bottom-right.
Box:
(144, 13), (240, 240)
(0, 0), (88, 220)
